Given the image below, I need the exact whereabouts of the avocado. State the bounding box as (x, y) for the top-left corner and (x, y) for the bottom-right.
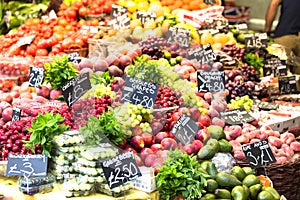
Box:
(207, 162), (218, 179)
(231, 166), (246, 181)
(249, 184), (262, 200)
(231, 185), (246, 200)
(207, 125), (226, 140)
(198, 139), (219, 160)
(215, 172), (242, 188)
(242, 174), (261, 187)
(218, 139), (233, 153)
(242, 167), (256, 176)
(262, 186), (280, 200)
(215, 189), (231, 199)
(257, 191), (276, 200)
(201, 193), (216, 200)
(206, 179), (218, 193)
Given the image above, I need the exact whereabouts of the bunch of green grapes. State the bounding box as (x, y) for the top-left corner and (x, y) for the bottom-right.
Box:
(114, 102), (153, 137)
(228, 95), (253, 111)
(84, 84), (116, 99)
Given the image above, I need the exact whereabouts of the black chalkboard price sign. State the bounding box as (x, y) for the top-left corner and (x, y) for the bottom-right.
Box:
(28, 66), (44, 88)
(136, 11), (156, 25)
(188, 44), (216, 64)
(244, 33), (268, 49)
(278, 76), (297, 95)
(101, 151), (142, 189)
(263, 59), (287, 77)
(197, 70), (225, 93)
(68, 52), (81, 64)
(220, 107), (256, 125)
(61, 72), (92, 107)
(12, 106), (21, 122)
(242, 140), (276, 168)
(121, 76), (158, 109)
(204, 0), (216, 5)
(6, 154), (48, 177)
(166, 27), (190, 48)
(171, 114), (199, 145)
(110, 4), (128, 18)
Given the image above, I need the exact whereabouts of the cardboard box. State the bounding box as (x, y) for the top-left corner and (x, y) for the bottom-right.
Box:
(132, 167), (156, 193)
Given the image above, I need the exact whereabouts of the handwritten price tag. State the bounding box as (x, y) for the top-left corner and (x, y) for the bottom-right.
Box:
(220, 107), (256, 125)
(166, 27), (190, 48)
(171, 114), (199, 145)
(197, 70), (225, 93)
(68, 52), (81, 65)
(244, 33), (268, 49)
(278, 76), (297, 95)
(204, 0), (216, 5)
(102, 151), (141, 189)
(6, 154), (48, 177)
(263, 59), (287, 77)
(188, 44), (216, 64)
(29, 66), (44, 88)
(110, 4), (128, 18)
(242, 140), (276, 168)
(108, 13), (130, 30)
(61, 72), (92, 107)
(121, 76), (158, 109)
(12, 107), (21, 122)
(136, 11), (156, 25)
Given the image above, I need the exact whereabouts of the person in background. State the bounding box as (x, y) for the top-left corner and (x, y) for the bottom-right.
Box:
(265, 0), (300, 57)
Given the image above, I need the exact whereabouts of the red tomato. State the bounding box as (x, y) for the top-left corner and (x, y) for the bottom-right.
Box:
(72, 1), (83, 9)
(26, 44), (37, 56)
(36, 39), (48, 49)
(82, 0), (89, 6)
(94, 7), (103, 15)
(74, 38), (84, 47)
(78, 7), (87, 16)
(66, 9), (77, 19)
(103, 4), (112, 13)
(96, 0), (105, 6)
(36, 49), (48, 56)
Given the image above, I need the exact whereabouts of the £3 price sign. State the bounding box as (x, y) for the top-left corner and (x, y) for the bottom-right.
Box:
(61, 72), (92, 107)
(29, 66), (44, 88)
(6, 154), (48, 177)
(101, 151), (142, 189)
(197, 70), (225, 93)
(171, 114), (199, 145)
(242, 140), (276, 168)
(121, 76), (158, 109)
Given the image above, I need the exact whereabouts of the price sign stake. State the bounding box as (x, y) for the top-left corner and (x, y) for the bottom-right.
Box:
(171, 114), (199, 145)
(242, 140), (276, 168)
(6, 154), (48, 177)
(12, 107), (21, 122)
(61, 72), (92, 107)
(220, 107), (256, 125)
(121, 76), (158, 109)
(29, 66), (44, 88)
(197, 70), (225, 93)
(102, 151), (142, 189)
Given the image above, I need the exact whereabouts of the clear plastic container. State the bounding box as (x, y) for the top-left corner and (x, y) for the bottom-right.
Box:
(0, 57), (32, 77)
(17, 174), (55, 196)
(0, 76), (19, 92)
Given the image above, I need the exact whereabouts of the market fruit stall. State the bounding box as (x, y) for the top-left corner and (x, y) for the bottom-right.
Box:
(1, 0), (300, 200)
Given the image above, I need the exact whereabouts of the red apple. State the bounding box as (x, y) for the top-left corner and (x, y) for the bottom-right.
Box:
(154, 132), (169, 144)
(189, 107), (201, 122)
(0, 93), (13, 104)
(126, 50), (138, 61)
(195, 129), (210, 143)
(140, 148), (154, 161)
(152, 157), (164, 173)
(191, 140), (203, 153)
(151, 143), (163, 153)
(105, 54), (119, 66)
(182, 144), (195, 155)
(144, 154), (157, 167)
(134, 154), (143, 166)
(199, 114), (211, 127)
(124, 147), (137, 155)
(161, 138), (177, 150)
(2, 107), (13, 123)
(93, 59), (108, 72)
(132, 125), (143, 136)
(156, 150), (169, 159)
(151, 122), (164, 134)
(141, 132), (153, 147)
(130, 136), (144, 152)
(119, 55), (132, 70)
(50, 89), (62, 100)
(37, 86), (50, 99)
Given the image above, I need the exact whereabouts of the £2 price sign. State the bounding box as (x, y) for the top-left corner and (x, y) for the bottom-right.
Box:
(61, 72), (92, 107)
(242, 140), (276, 168)
(171, 114), (199, 145)
(29, 66), (44, 88)
(197, 70), (225, 93)
(220, 107), (256, 125)
(121, 76), (158, 109)
(6, 154), (48, 177)
(188, 44), (216, 64)
(102, 151), (142, 189)
(68, 52), (81, 64)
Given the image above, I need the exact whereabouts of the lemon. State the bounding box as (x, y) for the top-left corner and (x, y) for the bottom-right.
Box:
(130, 19), (142, 29)
(148, 4), (164, 17)
(126, 1), (137, 13)
(118, 0), (126, 7)
(201, 31), (214, 45)
(137, 1), (149, 11)
(149, 1), (162, 7)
